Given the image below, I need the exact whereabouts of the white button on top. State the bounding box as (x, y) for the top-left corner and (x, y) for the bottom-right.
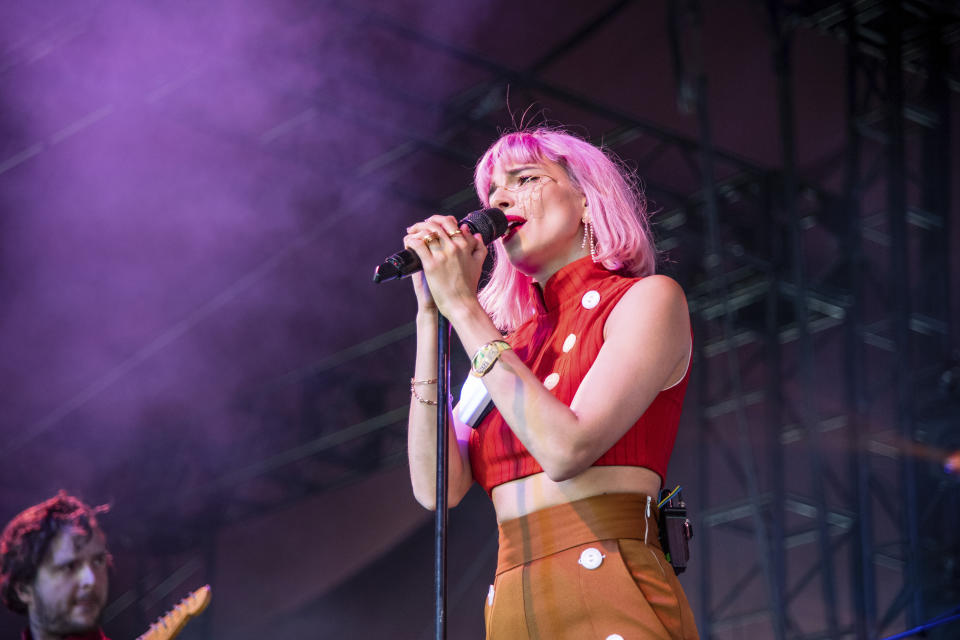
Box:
(543, 373), (560, 390)
(562, 333), (577, 352)
(581, 290), (601, 309)
(578, 547), (604, 570)
(487, 584), (495, 606)
(606, 635), (625, 640)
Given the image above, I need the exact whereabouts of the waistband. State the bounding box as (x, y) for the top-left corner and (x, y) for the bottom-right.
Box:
(496, 492), (661, 575)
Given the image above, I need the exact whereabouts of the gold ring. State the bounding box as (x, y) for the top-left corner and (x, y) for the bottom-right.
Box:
(448, 229), (462, 237)
(423, 233), (439, 244)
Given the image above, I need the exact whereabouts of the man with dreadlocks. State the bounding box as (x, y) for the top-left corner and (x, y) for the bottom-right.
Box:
(0, 492), (111, 640)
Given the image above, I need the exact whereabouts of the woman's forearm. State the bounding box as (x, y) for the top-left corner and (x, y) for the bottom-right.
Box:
(407, 310), (474, 509)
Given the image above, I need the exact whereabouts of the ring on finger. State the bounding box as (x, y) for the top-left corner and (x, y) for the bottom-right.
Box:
(448, 229), (462, 237)
(423, 232), (440, 244)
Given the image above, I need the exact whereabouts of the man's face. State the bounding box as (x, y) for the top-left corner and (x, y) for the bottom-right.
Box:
(17, 527), (109, 636)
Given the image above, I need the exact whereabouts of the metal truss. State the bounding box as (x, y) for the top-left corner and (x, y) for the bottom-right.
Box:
(826, 2), (957, 638)
(685, 1), (959, 639)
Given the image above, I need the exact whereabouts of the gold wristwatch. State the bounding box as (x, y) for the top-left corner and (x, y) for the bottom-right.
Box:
(470, 340), (512, 377)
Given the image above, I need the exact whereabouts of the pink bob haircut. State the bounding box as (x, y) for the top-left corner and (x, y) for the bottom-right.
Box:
(474, 128), (657, 331)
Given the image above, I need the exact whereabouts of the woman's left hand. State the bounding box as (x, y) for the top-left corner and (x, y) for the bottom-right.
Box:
(403, 214), (488, 318)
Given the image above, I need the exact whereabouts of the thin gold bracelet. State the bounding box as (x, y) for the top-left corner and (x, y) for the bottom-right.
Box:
(410, 377), (440, 405)
(411, 387), (438, 405)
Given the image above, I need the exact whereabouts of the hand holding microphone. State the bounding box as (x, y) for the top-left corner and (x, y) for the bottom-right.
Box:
(372, 208), (508, 283)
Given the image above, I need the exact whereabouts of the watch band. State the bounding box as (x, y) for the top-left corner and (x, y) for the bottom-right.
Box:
(470, 339), (512, 377)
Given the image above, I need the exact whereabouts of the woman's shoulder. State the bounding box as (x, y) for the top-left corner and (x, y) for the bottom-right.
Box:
(608, 273), (689, 330)
(628, 272), (685, 294)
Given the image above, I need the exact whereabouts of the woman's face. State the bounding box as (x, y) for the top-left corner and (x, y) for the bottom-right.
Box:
(487, 157), (588, 279)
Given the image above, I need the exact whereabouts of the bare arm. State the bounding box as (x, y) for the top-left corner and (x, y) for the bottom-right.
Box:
(406, 307), (475, 510)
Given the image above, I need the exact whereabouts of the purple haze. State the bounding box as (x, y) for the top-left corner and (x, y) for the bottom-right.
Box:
(0, 0), (497, 497)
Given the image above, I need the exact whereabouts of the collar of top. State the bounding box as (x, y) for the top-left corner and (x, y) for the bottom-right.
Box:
(534, 255), (615, 314)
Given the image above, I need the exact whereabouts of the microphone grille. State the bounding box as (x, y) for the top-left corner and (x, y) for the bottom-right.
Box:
(462, 208), (508, 244)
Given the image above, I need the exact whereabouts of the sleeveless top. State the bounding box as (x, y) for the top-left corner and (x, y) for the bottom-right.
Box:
(467, 256), (690, 495)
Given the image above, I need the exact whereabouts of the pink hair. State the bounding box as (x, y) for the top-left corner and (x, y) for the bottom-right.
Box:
(474, 128), (656, 331)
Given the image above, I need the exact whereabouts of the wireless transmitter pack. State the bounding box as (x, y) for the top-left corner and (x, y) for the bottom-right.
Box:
(658, 488), (693, 575)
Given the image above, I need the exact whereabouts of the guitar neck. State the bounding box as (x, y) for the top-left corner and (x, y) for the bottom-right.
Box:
(136, 585), (211, 640)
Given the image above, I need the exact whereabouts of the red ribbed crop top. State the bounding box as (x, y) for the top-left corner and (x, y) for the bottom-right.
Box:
(467, 255), (691, 495)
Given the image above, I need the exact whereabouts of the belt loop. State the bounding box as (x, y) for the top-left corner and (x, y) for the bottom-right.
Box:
(645, 495), (653, 544)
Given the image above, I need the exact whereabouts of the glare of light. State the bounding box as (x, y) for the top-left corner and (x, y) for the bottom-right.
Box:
(944, 451), (960, 475)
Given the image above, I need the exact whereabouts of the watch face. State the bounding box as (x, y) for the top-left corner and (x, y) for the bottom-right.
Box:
(472, 341), (509, 376)
(474, 344), (498, 373)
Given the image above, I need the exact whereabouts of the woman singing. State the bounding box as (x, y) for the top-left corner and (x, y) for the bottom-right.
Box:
(404, 128), (698, 640)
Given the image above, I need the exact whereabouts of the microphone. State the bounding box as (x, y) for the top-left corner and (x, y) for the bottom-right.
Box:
(372, 208), (508, 283)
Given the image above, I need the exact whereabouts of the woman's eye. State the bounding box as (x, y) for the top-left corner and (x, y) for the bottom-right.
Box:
(517, 175), (541, 186)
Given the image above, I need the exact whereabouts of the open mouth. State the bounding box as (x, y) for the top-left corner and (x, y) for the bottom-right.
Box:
(503, 216), (526, 242)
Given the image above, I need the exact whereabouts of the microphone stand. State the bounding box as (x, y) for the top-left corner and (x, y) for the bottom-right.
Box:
(434, 312), (452, 640)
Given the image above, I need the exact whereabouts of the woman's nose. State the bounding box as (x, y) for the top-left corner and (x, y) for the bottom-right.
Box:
(491, 187), (514, 211)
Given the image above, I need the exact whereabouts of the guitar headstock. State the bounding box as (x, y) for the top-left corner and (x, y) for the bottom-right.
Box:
(136, 585), (212, 640)
(176, 585), (211, 617)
